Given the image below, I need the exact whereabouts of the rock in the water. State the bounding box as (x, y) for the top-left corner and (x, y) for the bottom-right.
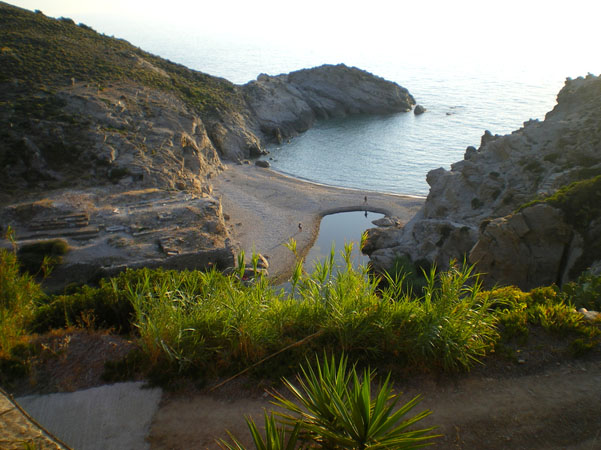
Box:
(414, 104), (426, 115)
(255, 160), (270, 168)
(372, 217), (402, 227)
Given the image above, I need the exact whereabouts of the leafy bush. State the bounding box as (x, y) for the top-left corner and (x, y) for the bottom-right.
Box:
(562, 272), (601, 311)
(30, 279), (133, 334)
(485, 282), (600, 354)
(106, 256), (501, 382)
(4, 235), (600, 387)
(220, 413), (302, 450)
(17, 239), (69, 275)
(383, 255), (429, 298)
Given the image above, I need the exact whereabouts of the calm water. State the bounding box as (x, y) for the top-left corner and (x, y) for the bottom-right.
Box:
(304, 211), (384, 272)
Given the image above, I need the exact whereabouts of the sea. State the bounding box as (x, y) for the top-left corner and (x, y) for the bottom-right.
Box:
(20, 5), (596, 197)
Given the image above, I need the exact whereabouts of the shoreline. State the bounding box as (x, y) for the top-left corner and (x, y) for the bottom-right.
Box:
(212, 163), (425, 282)
(260, 164), (428, 200)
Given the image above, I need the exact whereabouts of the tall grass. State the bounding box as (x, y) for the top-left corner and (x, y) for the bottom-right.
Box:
(0, 247), (46, 384)
(0, 229), (46, 360)
(111, 252), (501, 381)
(2, 240), (599, 386)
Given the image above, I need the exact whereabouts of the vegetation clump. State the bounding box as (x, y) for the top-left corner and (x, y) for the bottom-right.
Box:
(0, 237), (46, 384)
(17, 238), (69, 276)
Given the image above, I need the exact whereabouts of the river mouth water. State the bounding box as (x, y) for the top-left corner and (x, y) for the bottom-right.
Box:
(304, 211), (384, 272)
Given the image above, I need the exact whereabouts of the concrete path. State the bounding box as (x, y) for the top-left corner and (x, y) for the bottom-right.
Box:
(16, 382), (162, 450)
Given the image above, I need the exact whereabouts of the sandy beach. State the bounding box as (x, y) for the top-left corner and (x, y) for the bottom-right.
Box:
(212, 163), (425, 282)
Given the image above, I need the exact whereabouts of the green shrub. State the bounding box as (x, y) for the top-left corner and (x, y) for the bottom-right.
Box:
(562, 272), (601, 311)
(17, 239), (69, 275)
(384, 255), (428, 298)
(84, 256), (502, 384)
(0, 243), (45, 383)
(489, 283), (600, 351)
(30, 277), (134, 333)
(220, 413), (302, 450)
(471, 197), (484, 209)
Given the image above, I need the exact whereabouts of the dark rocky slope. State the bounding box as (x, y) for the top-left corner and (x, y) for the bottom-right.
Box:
(365, 74), (601, 289)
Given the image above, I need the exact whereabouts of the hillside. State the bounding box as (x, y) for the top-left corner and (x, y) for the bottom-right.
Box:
(0, 2), (415, 287)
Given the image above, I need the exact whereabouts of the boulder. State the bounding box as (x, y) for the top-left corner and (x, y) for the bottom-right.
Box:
(578, 308), (601, 322)
(362, 227), (403, 255)
(469, 204), (580, 290)
(371, 216), (402, 227)
(414, 104), (426, 115)
(255, 160), (270, 168)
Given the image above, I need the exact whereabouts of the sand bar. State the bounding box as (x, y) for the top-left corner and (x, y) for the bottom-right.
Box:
(212, 163), (425, 282)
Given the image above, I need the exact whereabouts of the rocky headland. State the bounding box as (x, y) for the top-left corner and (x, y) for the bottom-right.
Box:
(365, 74), (601, 290)
(242, 64), (415, 143)
(0, 2), (416, 287)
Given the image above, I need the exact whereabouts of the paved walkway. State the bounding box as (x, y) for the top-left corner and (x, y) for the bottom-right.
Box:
(13, 382), (162, 450)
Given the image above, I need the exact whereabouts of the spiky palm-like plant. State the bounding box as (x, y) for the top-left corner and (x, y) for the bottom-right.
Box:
(218, 412), (304, 450)
(271, 354), (439, 449)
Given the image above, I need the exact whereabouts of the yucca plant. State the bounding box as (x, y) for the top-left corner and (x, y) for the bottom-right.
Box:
(271, 354), (439, 449)
(219, 413), (304, 450)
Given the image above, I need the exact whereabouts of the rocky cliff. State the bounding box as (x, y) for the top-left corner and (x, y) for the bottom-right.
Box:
(366, 74), (601, 289)
(0, 3), (414, 286)
(242, 64), (415, 141)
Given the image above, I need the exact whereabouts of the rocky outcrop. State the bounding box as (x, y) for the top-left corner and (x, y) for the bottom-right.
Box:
(0, 188), (235, 290)
(243, 64), (415, 140)
(469, 204), (580, 290)
(367, 74), (601, 289)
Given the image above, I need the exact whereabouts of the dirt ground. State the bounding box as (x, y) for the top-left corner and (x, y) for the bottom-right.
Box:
(147, 353), (601, 450)
(4, 324), (601, 449)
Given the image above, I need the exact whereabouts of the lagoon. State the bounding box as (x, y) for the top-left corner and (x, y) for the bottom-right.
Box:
(304, 211), (384, 272)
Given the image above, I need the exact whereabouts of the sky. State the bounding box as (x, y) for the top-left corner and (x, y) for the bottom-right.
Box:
(7, 0), (601, 77)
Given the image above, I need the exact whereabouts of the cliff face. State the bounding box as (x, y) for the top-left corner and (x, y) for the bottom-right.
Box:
(366, 74), (601, 289)
(0, 3), (414, 286)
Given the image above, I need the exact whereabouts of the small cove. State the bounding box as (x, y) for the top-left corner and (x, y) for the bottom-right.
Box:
(304, 211), (384, 272)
